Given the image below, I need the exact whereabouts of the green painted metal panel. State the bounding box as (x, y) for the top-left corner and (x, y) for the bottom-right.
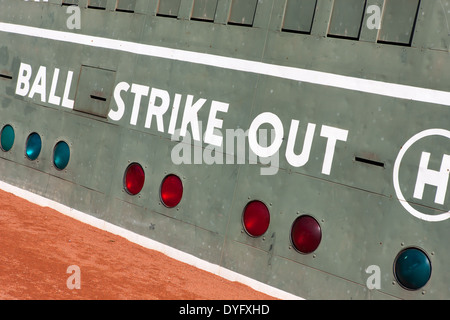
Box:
(282, 0), (317, 34)
(1, 0), (450, 300)
(88, 0), (107, 9)
(116, 0), (137, 12)
(62, 0), (79, 5)
(73, 66), (116, 118)
(328, 0), (366, 39)
(416, 0), (450, 51)
(228, 0), (258, 26)
(157, 0), (181, 17)
(378, 0), (420, 45)
(191, 0), (218, 21)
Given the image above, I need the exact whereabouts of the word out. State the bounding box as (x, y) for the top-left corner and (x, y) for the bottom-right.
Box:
(248, 112), (348, 176)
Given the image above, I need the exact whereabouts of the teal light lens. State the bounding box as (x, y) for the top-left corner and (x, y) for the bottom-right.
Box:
(394, 247), (431, 290)
(1, 125), (15, 152)
(26, 133), (42, 160)
(53, 141), (70, 170)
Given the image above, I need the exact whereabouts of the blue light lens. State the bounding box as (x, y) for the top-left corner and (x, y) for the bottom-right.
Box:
(394, 247), (431, 290)
(1, 125), (15, 152)
(26, 133), (42, 160)
(53, 141), (70, 170)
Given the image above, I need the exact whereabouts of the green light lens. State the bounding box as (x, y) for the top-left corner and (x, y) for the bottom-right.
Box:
(26, 133), (42, 160)
(1, 125), (15, 152)
(394, 247), (431, 290)
(53, 141), (70, 170)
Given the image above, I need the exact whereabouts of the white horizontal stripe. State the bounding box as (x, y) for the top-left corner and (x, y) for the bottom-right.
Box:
(0, 180), (302, 300)
(1, 22), (449, 106)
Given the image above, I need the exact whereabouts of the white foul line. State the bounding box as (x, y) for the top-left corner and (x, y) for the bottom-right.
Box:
(1, 22), (450, 107)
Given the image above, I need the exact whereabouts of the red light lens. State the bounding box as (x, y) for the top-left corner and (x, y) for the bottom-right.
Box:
(291, 215), (322, 254)
(160, 174), (183, 208)
(242, 201), (270, 237)
(124, 163), (145, 195)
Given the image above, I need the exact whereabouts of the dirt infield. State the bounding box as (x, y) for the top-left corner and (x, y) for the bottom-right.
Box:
(0, 189), (276, 300)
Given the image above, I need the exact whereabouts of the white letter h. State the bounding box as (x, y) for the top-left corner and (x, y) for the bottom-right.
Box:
(413, 152), (450, 205)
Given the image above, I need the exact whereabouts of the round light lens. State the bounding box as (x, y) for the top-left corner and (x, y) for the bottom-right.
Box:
(394, 247), (431, 290)
(26, 132), (42, 160)
(291, 215), (322, 254)
(160, 174), (183, 208)
(124, 163), (145, 195)
(1, 124), (15, 152)
(53, 141), (70, 170)
(242, 201), (270, 237)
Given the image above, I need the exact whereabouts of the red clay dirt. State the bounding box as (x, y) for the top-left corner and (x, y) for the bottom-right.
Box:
(0, 189), (276, 300)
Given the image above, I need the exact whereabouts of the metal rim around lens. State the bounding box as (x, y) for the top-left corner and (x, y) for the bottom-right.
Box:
(393, 246), (432, 291)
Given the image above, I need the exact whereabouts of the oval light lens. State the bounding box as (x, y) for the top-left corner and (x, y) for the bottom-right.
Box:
(26, 132), (42, 161)
(242, 201), (270, 237)
(1, 125), (15, 152)
(53, 141), (70, 170)
(160, 174), (183, 208)
(124, 163), (145, 195)
(394, 247), (431, 290)
(291, 215), (322, 254)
